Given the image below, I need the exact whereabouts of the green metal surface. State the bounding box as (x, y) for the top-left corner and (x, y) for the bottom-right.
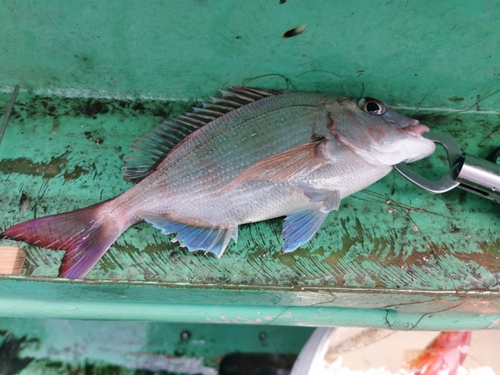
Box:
(1, 0), (500, 110)
(0, 317), (312, 373)
(1, 277), (500, 330)
(0, 0), (499, 330)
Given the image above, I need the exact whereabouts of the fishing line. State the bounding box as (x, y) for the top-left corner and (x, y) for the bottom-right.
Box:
(241, 73), (297, 91)
(444, 87), (500, 116)
(294, 69), (349, 79)
(412, 93), (429, 116)
(359, 82), (365, 98)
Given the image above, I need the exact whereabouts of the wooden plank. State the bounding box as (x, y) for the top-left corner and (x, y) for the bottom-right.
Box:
(0, 245), (26, 275)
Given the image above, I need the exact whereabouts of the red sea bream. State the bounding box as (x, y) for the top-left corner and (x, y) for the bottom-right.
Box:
(1, 87), (436, 278)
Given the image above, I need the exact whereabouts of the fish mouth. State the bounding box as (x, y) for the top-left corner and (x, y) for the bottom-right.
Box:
(403, 123), (430, 138)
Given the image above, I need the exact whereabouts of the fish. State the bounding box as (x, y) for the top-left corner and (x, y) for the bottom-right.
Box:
(291, 328), (471, 374)
(404, 331), (472, 375)
(0, 87), (436, 278)
(292, 327), (396, 374)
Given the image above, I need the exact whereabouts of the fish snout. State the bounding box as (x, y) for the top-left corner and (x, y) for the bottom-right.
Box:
(402, 123), (430, 138)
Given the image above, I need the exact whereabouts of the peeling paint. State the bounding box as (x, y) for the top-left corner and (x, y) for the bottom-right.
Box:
(0, 75), (500, 327)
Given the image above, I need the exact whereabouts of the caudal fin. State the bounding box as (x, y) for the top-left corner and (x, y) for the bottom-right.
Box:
(1, 200), (123, 278)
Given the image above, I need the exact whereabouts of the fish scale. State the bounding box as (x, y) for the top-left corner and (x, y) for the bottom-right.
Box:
(161, 99), (326, 193)
(1, 87), (435, 278)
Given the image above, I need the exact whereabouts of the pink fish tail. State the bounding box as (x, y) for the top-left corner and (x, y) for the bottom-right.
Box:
(1, 198), (129, 278)
(405, 331), (472, 375)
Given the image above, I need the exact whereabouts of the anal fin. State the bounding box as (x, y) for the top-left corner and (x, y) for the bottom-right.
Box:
(143, 215), (237, 257)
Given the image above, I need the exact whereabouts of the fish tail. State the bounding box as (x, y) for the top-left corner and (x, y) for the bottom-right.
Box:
(1, 199), (129, 278)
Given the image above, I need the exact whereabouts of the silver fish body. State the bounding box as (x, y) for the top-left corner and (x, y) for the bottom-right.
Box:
(1, 88), (435, 278)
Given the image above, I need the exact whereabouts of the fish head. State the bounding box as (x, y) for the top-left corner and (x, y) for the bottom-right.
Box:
(327, 97), (436, 166)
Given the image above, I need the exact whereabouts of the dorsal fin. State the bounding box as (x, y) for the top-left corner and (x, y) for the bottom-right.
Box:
(123, 86), (288, 182)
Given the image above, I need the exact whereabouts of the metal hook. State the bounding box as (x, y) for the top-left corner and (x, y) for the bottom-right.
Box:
(395, 132), (500, 203)
(394, 133), (464, 194)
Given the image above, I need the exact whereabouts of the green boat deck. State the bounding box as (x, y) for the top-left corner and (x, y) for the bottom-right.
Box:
(0, 0), (500, 340)
(1, 90), (499, 331)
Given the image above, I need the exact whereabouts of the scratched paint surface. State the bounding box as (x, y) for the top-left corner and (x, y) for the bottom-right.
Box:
(1, 0), (500, 328)
(0, 92), (499, 295)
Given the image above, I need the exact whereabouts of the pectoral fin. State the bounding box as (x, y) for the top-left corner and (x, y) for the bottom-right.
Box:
(226, 141), (329, 189)
(297, 180), (341, 212)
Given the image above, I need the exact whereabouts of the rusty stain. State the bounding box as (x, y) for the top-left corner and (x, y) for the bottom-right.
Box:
(64, 165), (89, 181)
(14, 95), (189, 121)
(321, 222), (499, 289)
(0, 153), (89, 180)
(0, 155), (68, 179)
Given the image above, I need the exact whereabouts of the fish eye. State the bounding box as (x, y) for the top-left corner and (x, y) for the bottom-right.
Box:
(358, 98), (386, 116)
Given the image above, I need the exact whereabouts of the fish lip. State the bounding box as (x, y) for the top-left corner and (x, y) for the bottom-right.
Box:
(403, 124), (430, 138)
